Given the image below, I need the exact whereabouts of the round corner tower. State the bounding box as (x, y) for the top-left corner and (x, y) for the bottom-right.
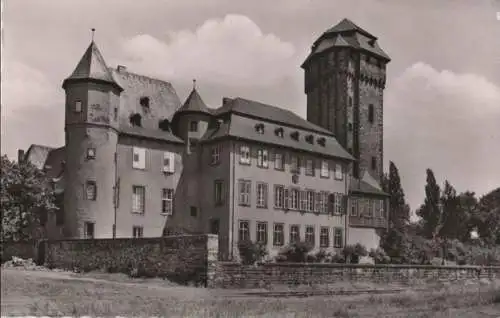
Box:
(302, 18), (391, 183)
(62, 40), (123, 238)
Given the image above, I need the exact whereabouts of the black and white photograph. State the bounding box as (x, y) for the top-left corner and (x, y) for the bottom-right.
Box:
(1, 0), (500, 316)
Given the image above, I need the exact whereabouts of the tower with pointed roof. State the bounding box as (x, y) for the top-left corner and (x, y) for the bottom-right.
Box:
(302, 18), (390, 184)
(62, 40), (123, 238)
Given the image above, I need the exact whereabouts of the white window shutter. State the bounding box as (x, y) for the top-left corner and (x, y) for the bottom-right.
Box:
(169, 152), (175, 173)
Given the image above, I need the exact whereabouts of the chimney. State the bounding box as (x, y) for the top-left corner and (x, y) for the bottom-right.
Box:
(117, 65), (127, 73)
(17, 149), (25, 163)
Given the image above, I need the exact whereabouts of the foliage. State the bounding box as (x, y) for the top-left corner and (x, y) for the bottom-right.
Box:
(276, 241), (313, 263)
(237, 240), (268, 265)
(416, 169), (442, 239)
(384, 162), (411, 229)
(369, 248), (391, 264)
(309, 249), (331, 263)
(1, 155), (56, 241)
(341, 244), (368, 264)
(473, 188), (500, 246)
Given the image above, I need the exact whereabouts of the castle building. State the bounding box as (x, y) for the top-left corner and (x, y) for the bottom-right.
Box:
(20, 18), (390, 260)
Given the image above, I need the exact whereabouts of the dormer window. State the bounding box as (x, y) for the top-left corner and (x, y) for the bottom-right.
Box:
(189, 121), (198, 132)
(159, 119), (170, 132)
(255, 123), (265, 134)
(368, 39), (375, 47)
(317, 137), (326, 146)
(274, 127), (284, 138)
(74, 100), (82, 113)
(305, 134), (314, 144)
(140, 97), (150, 108)
(130, 113), (142, 127)
(290, 131), (299, 141)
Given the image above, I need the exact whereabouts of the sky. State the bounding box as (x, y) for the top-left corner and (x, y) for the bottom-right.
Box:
(1, 0), (500, 214)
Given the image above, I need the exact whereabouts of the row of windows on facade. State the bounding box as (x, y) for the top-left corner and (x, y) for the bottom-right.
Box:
(83, 222), (145, 239)
(211, 144), (344, 179)
(73, 96), (150, 115)
(239, 221), (344, 249)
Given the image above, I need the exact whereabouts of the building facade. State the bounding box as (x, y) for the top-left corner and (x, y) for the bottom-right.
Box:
(21, 18), (390, 259)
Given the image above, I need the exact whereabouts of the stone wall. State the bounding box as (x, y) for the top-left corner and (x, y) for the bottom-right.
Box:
(1, 241), (37, 263)
(42, 234), (218, 286)
(209, 262), (500, 289)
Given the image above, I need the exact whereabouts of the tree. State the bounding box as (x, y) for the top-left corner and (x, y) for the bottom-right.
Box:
(0, 155), (57, 241)
(439, 180), (465, 240)
(416, 169), (442, 239)
(385, 161), (411, 229)
(457, 191), (478, 242)
(474, 188), (500, 245)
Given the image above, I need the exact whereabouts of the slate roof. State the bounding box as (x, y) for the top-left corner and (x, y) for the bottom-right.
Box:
(214, 97), (334, 135)
(63, 41), (122, 90)
(24, 145), (55, 170)
(174, 88), (212, 115)
(202, 98), (354, 161)
(302, 18), (390, 67)
(350, 175), (389, 197)
(43, 147), (65, 179)
(119, 125), (184, 144)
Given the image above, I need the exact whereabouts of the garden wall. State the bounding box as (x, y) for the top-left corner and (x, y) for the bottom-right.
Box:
(1, 240), (38, 263)
(209, 262), (500, 289)
(41, 234), (218, 286)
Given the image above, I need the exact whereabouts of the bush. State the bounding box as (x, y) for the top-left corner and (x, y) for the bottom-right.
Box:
(369, 248), (391, 264)
(311, 249), (331, 263)
(237, 240), (268, 265)
(330, 253), (346, 264)
(342, 243), (368, 264)
(276, 241), (313, 263)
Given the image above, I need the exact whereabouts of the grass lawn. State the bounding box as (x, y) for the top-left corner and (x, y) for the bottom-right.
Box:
(2, 268), (500, 317)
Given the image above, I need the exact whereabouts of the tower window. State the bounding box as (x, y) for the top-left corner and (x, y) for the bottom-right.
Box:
(371, 157), (377, 170)
(368, 104), (374, 123)
(113, 107), (118, 121)
(189, 121), (198, 132)
(130, 113), (142, 127)
(85, 181), (97, 201)
(74, 100), (82, 113)
(86, 148), (96, 160)
(140, 97), (150, 108)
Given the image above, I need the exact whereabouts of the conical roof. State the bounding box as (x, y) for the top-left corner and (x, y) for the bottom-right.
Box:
(63, 41), (122, 90)
(175, 87), (211, 115)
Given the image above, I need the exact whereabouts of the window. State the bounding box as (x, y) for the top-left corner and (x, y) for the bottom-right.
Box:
(305, 134), (314, 144)
(163, 151), (175, 173)
(371, 156), (377, 171)
(239, 220), (250, 242)
(210, 219), (220, 234)
(113, 107), (118, 121)
(85, 181), (96, 201)
(273, 223), (284, 246)
(274, 152), (284, 170)
(334, 163), (343, 180)
(290, 131), (299, 140)
(140, 96), (150, 108)
(238, 180), (251, 206)
(290, 225), (300, 243)
(239, 145), (250, 165)
(132, 147), (146, 170)
(132, 186), (145, 214)
(314, 192), (321, 213)
(290, 188), (299, 210)
(320, 192), (328, 214)
(348, 122), (353, 131)
(351, 199), (359, 216)
(317, 137), (326, 147)
(305, 226), (315, 246)
(320, 227), (329, 248)
(255, 123), (265, 134)
(84, 222), (94, 239)
(129, 113), (142, 127)
(257, 149), (268, 168)
(320, 160), (329, 178)
(348, 96), (353, 107)
(256, 182), (268, 208)
(275, 127), (284, 138)
(190, 206), (198, 217)
(257, 222), (268, 244)
(299, 190), (307, 211)
(334, 228), (343, 248)
(211, 145), (221, 165)
(306, 190), (315, 212)
(305, 159), (314, 176)
(133, 226), (143, 238)
(274, 185), (284, 208)
(367, 199), (374, 217)
(368, 104), (374, 123)
(86, 148), (96, 160)
(189, 121), (198, 132)
(189, 138), (198, 153)
(290, 155), (300, 174)
(75, 100), (82, 113)
(214, 180), (225, 206)
(334, 193), (344, 215)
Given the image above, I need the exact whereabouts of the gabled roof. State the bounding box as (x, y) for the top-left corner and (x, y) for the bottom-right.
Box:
(63, 41), (122, 90)
(213, 97), (334, 136)
(119, 125), (185, 144)
(24, 144), (55, 170)
(174, 88), (212, 116)
(325, 18), (376, 39)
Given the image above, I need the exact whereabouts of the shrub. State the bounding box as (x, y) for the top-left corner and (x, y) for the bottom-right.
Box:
(369, 248), (391, 264)
(311, 249), (331, 263)
(342, 244), (368, 264)
(330, 253), (346, 264)
(277, 241), (313, 262)
(237, 240), (268, 265)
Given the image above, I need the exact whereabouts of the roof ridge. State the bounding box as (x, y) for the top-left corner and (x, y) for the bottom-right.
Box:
(108, 67), (174, 86)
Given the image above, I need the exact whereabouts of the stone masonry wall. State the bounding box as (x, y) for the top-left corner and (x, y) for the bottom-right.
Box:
(42, 234), (218, 286)
(209, 262), (500, 289)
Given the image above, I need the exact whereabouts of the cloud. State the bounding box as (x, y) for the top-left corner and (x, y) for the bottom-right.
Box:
(385, 62), (500, 213)
(114, 14), (296, 87)
(1, 60), (62, 118)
